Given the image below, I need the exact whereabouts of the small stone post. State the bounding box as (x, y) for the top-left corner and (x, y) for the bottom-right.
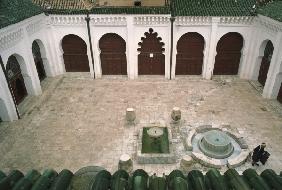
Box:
(180, 155), (193, 170)
(171, 107), (181, 122)
(118, 154), (133, 173)
(126, 108), (136, 122)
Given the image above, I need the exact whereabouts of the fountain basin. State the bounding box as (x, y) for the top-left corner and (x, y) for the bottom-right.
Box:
(137, 126), (175, 164)
(198, 130), (234, 159)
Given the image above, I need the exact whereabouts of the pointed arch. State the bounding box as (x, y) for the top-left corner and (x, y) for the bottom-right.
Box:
(137, 28), (165, 75)
(176, 32), (205, 75)
(214, 32), (244, 75)
(99, 33), (127, 75)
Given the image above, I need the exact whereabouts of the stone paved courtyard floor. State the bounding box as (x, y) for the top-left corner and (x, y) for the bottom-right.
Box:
(0, 73), (282, 175)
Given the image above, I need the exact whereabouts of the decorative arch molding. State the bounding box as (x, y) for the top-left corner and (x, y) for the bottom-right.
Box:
(49, 15), (86, 26)
(134, 16), (170, 25)
(137, 28), (165, 75)
(213, 32), (244, 75)
(0, 28), (24, 51)
(99, 33), (127, 75)
(175, 32), (205, 75)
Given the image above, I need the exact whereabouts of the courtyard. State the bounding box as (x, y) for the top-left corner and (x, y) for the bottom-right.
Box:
(0, 73), (282, 175)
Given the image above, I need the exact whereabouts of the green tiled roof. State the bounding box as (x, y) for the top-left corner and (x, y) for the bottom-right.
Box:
(172, 0), (257, 16)
(32, 0), (91, 10)
(0, 0), (43, 29)
(89, 6), (170, 15)
(0, 167), (282, 190)
(258, 0), (282, 22)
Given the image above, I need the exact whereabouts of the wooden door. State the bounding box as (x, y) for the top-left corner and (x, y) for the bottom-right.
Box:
(6, 56), (27, 105)
(138, 28), (165, 75)
(258, 41), (273, 86)
(213, 33), (243, 75)
(176, 33), (204, 75)
(99, 33), (127, 75)
(62, 34), (90, 72)
(32, 41), (46, 81)
(277, 83), (282, 104)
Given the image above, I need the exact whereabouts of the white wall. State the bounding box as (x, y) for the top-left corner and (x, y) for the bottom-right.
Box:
(0, 13), (282, 121)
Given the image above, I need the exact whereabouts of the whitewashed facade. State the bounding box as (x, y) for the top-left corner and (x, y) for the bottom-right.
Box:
(0, 12), (282, 121)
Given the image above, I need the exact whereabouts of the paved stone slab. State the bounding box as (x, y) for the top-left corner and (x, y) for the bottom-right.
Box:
(0, 74), (281, 175)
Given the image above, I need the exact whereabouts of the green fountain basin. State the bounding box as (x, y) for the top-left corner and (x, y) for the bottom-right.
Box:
(141, 127), (169, 154)
(137, 125), (175, 164)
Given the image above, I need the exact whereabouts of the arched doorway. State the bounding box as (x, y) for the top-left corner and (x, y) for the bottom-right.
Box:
(258, 41), (274, 86)
(176, 33), (205, 75)
(213, 32), (243, 75)
(62, 34), (90, 72)
(138, 28), (165, 75)
(99, 33), (127, 75)
(32, 40), (46, 81)
(6, 55), (27, 105)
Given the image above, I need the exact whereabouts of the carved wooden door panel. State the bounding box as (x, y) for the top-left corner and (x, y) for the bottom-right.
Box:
(99, 33), (127, 75)
(213, 33), (243, 75)
(62, 34), (90, 72)
(176, 33), (204, 75)
(138, 28), (165, 75)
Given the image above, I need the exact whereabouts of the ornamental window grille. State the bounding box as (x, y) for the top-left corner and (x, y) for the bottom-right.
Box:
(6, 56), (21, 80)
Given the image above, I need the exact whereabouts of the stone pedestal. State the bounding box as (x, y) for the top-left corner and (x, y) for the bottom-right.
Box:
(126, 108), (136, 122)
(171, 107), (181, 122)
(180, 155), (193, 170)
(118, 154), (133, 173)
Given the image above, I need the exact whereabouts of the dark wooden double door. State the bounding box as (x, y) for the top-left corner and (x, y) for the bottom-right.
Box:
(99, 33), (127, 75)
(213, 33), (243, 75)
(138, 53), (165, 75)
(176, 33), (204, 75)
(62, 34), (90, 72)
(10, 76), (27, 105)
(138, 28), (165, 75)
(258, 41), (274, 86)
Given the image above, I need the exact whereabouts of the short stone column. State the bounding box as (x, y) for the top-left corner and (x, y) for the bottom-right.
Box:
(126, 108), (136, 122)
(180, 155), (193, 170)
(171, 107), (181, 122)
(118, 154), (133, 173)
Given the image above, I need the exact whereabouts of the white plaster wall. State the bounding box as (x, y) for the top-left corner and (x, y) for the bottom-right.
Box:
(49, 17), (94, 77)
(212, 24), (252, 78)
(0, 14), (53, 121)
(134, 22), (171, 79)
(0, 67), (18, 121)
(89, 17), (128, 78)
(1, 12), (282, 121)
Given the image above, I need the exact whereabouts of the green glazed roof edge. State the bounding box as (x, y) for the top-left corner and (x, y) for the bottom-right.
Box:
(46, 6), (170, 15)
